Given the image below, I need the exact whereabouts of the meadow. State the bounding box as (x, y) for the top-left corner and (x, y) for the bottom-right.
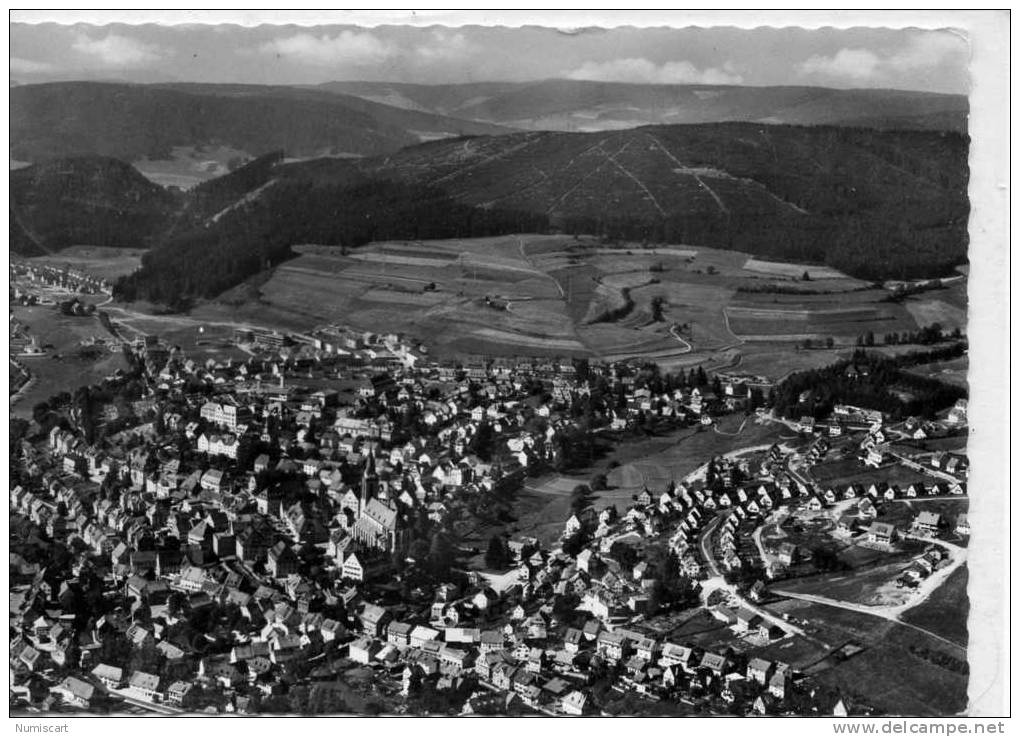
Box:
(133, 145), (252, 189)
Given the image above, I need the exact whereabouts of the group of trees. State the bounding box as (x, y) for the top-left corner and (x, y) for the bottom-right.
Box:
(772, 348), (967, 420)
(869, 323), (964, 346)
(798, 336), (836, 350)
(650, 295), (666, 322)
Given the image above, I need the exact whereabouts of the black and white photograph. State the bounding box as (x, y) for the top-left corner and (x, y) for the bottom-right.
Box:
(7, 10), (1010, 723)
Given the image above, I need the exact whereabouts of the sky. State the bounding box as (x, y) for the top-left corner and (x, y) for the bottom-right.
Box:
(9, 21), (971, 94)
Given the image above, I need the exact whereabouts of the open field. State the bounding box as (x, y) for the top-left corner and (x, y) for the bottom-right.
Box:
(9, 303), (128, 417)
(764, 599), (968, 716)
(742, 258), (852, 280)
(735, 345), (848, 378)
(903, 298), (968, 333)
(899, 565), (969, 646)
(29, 246), (146, 281)
(774, 554), (928, 607)
(133, 145), (251, 189)
(904, 355), (969, 388)
(605, 418), (791, 493)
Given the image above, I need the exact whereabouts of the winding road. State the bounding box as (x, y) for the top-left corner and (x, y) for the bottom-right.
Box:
(668, 323), (693, 353)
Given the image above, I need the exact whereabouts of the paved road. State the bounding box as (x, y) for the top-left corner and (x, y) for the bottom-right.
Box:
(108, 690), (185, 715)
(696, 512), (809, 639)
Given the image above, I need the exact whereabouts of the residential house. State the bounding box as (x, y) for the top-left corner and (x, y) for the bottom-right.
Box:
(747, 658), (775, 685)
(866, 522), (897, 545)
(913, 511), (942, 537)
(349, 637), (381, 665)
(51, 677), (96, 708)
(127, 671), (161, 702)
(91, 663), (124, 689)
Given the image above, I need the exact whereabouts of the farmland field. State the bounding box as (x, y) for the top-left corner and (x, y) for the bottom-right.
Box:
(224, 235), (932, 372)
(903, 298), (968, 333)
(61, 232), (959, 377)
(725, 298), (919, 342)
(742, 258), (852, 280)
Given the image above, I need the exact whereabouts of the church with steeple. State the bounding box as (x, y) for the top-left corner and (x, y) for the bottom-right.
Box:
(361, 449), (379, 505)
(350, 451), (406, 553)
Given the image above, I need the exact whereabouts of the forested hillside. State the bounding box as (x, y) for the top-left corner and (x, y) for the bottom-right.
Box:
(11, 121), (969, 308)
(113, 178), (548, 308)
(9, 157), (178, 252)
(367, 123), (970, 280)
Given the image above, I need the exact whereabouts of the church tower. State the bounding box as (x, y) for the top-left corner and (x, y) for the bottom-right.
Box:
(361, 450), (379, 506)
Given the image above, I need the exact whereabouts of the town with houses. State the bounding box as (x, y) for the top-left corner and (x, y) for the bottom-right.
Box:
(9, 260), (972, 718)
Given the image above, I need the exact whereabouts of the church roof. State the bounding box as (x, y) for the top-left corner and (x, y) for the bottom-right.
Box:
(363, 498), (397, 530)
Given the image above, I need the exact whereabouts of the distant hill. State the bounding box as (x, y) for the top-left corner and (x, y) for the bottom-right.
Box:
(10, 156), (178, 254)
(318, 79), (969, 133)
(10, 82), (513, 165)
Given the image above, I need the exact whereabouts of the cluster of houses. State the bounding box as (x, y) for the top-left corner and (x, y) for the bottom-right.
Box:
(10, 327), (761, 715)
(806, 478), (965, 514)
(10, 261), (111, 298)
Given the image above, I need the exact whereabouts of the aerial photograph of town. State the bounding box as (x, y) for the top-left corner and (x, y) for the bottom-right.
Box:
(8, 11), (1008, 721)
